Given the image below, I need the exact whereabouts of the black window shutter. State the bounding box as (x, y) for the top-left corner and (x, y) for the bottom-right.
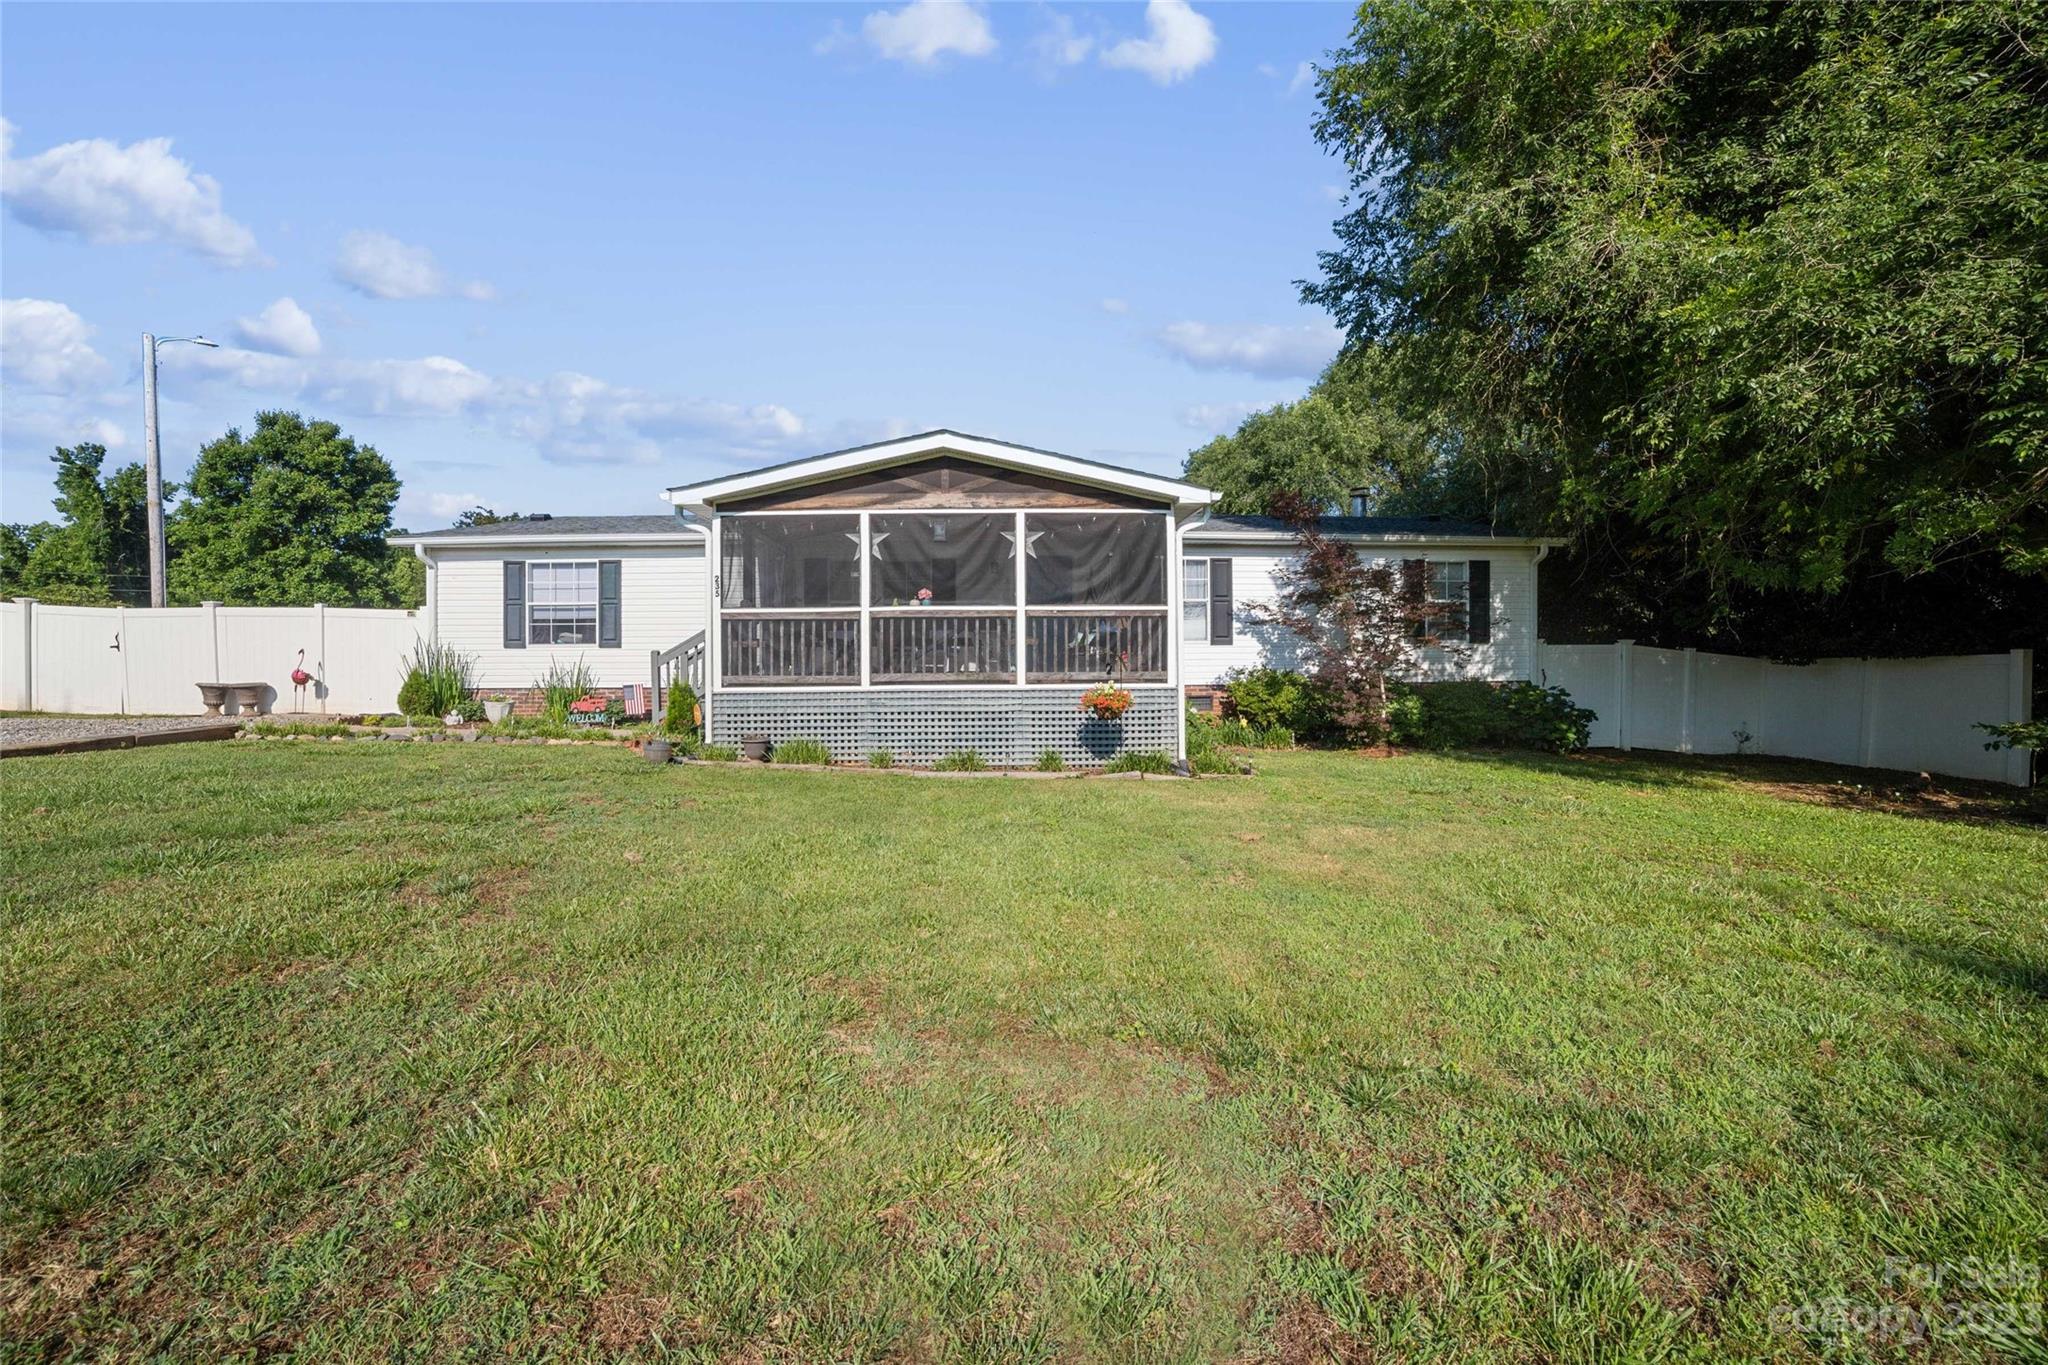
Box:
(1208, 557), (1233, 645)
(598, 560), (622, 648)
(1467, 560), (1491, 642)
(503, 562), (526, 649)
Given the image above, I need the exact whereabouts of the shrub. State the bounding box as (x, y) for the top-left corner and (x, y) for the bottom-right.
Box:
(771, 738), (833, 765)
(397, 639), (478, 718)
(453, 697), (486, 724)
(248, 720), (353, 739)
(1223, 668), (1331, 736)
(1189, 747), (1242, 775)
(534, 658), (595, 726)
(1978, 718), (2048, 752)
(663, 679), (700, 737)
(1104, 750), (1175, 775)
(697, 744), (739, 762)
(403, 713), (442, 729)
(1387, 681), (1593, 753)
(395, 671), (432, 718)
(935, 750), (987, 772)
(1035, 749), (1066, 772)
(1189, 709), (1292, 756)
(868, 750), (896, 768)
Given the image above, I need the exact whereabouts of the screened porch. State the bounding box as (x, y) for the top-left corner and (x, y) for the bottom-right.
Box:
(713, 510), (1172, 688)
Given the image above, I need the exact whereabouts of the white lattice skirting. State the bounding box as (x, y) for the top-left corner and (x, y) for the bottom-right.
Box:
(707, 686), (1179, 766)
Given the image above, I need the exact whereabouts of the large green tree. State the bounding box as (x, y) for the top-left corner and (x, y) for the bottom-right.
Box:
(1184, 348), (1488, 519)
(1305, 0), (2048, 596)
(0, 443), (154, 605)
(168, 412), (405, 607)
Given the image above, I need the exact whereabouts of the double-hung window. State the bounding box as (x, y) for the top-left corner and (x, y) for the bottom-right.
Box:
(1423, 561), (1468, 643)
(529, 561), (599, 645)
(1182, 559), (1209, 642)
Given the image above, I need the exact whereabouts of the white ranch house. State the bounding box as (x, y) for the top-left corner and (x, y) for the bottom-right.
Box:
(392, 431), (1554, 764)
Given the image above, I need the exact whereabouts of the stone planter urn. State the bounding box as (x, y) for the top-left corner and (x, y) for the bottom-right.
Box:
(742, 733), (772, 762)
(483, 699), (514, 724)
(643, 738), (673, 765)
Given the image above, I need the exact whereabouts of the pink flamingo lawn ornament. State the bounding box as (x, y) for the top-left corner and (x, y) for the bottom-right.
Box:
(290, 649), (315, 712)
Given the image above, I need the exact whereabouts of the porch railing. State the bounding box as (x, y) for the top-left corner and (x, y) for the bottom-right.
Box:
(721, 614), (860, 686)
(650, 630), (708, 726)
(1025, 611), (1168, 682)
(871, 611), (1016, 683)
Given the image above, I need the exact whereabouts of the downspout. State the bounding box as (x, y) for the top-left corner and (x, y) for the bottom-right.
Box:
(413, 543), (436, 645)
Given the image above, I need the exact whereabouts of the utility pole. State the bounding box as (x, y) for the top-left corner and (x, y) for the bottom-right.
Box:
(141, 331), (217, 608)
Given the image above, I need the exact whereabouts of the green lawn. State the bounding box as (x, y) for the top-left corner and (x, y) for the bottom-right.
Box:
(3, 744), (2043, 1362)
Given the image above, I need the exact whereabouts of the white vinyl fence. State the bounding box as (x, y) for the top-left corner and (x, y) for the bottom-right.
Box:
(1, 599), (424, 717)
(1536, 641), (2035, 786)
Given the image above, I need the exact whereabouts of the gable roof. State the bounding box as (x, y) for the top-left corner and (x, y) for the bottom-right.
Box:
(391, 514), (702, 549)
(1185, 513), (1558, 545)
(663, 429), (1214, 514)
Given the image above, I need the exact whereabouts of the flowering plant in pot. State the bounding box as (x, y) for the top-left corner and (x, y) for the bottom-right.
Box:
(1079, 682), (1133, 721)
(483, 694), (514, 724)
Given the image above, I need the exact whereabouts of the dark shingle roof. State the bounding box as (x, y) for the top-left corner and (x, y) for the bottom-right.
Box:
(1193, 514), (1517, 538)
(397, 514), (697, 540)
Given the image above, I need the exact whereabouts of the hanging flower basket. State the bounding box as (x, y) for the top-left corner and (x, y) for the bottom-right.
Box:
(1079, 683), (1133, 721)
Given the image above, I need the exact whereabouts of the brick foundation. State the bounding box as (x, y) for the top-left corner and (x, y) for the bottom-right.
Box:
(471, 686), (650, 719)
(1184, 685), (1228, 715)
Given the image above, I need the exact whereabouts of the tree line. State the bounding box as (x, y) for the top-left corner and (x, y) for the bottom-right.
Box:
(1, 412), (427, 609)
(1189, 0), (2046, 661)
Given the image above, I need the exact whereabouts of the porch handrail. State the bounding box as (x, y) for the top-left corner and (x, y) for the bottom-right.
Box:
(650, 630), (708, 727)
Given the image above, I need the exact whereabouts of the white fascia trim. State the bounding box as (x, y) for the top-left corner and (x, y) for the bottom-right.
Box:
(391, 529), (705, 550)
(662, 431), (1214, 514)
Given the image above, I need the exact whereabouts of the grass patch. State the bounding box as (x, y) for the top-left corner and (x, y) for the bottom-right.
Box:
(1035, 749), (1066, 772)
(1103, 750), (1174, 775)
(867, 750), (895, 769)
(2, 744), (2042, 1360)
(769, 738), (833, 766)
(933, 750), (987, 772)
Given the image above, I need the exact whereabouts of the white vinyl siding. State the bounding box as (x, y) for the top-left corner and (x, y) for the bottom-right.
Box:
(1177, 541), (1543, 686)
(428, 543), (706, 689)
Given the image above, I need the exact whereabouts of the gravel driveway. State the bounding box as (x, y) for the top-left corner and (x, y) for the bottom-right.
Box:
(2, 715), (237, 749)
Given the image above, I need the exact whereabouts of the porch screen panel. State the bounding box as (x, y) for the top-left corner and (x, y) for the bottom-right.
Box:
(1024, 514), (1166, 605)
(870, 514), (1015, 606)
(720, 515), (861, 608)
(1023, 513), (1168, 682)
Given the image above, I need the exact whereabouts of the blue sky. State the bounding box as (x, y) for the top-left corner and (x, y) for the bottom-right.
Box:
(2, 1), (1353, 529)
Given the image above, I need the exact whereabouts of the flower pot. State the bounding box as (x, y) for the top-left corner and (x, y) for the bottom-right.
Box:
(643, 738), (673, 765)
(742, 733), (772, 762)
(483, 699), (514, 724)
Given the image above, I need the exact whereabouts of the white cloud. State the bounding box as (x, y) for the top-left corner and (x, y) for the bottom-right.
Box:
(322, 355), (495, 416)
(503, 371), (807, 466)
(0, 298), (110, 393)
(1179, 400), (1264, 432)
(861, 0), (997, 65)
(1099, 297), (1130, 314)
(425, 490), (485, 519)
(1157, 320), (1342, 379)
(1099, 0), (1216, 84)
(0, 119), (264, 267)
(161, 341), (311, 393)
(1288, 61), (1315, 96)
(1031, 11), (1093, 70)
(333, 230), (495, 302)
(232, 297), (322, 358)
(151, 324), (817, 468)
